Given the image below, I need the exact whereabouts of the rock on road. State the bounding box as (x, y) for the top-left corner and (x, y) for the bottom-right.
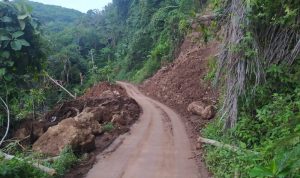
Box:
(86, 82), (202, 178)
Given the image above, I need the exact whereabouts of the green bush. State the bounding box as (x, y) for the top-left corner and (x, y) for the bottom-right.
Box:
(0, 157), (47, 178)
(0, 147), (78, 178)
(204, 56), (217, 81)
(51, 147), (78, 176)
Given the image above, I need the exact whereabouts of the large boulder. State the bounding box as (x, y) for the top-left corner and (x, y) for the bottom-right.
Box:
(187, 101), (216, 120)
(32, 108), (102, 156)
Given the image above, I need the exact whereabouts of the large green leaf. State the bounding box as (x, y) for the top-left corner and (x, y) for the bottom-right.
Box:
(19, 20), (26, 30)
(4, 74), (12, 81)
(0, 35), (11, 41)
(18, 39), (30, 46)
(0, 68), (6, 77)
(250, 167), (273, 177)
(29, 19), (38, 29)
(5, 60), (14, 67)
(17, 14), (29, 20)
(0, 16), (12, 23)
(10, 40), (22, 51)
(0, 51), (10, 59)
(0, 28), (9, 35)
(1, 40), (10, 48)
(12, 31), (24, 39)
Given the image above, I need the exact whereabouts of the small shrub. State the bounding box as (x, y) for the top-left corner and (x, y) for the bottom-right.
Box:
(102, 122), (115, 133)
(52, 146), (78, 176)
(0, 157), (47, 178)
(204, 56), (217, 81)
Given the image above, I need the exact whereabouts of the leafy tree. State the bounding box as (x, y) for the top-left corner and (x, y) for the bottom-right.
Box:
(0, 0), (46, 123)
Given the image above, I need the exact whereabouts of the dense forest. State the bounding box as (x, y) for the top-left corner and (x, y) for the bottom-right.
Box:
(0, 0), (300, 177)
(0, 0), (198, 122)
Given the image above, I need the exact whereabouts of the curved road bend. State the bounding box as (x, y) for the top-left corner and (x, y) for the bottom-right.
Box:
(86, 82), (201, 178)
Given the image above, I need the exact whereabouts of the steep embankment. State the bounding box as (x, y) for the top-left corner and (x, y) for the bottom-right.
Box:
(141, 31), (218, 122)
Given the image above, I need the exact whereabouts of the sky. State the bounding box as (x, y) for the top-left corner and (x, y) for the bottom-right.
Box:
(30, 0), (112, 13)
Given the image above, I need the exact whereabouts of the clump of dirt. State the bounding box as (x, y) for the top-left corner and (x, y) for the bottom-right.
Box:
(81, 81), (127, 98)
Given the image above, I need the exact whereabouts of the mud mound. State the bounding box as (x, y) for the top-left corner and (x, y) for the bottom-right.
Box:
(81, 82), (127, 98)
(13, 82), (140, 156)
(141, 33), (219, 116)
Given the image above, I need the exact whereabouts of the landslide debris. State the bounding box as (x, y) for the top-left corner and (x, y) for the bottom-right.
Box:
(140, 31), (219, 176)
(187, 101), (216, 120)
(14, 82), (140, 156)
(141, 32), (219, 119)
(32, 108), (102, 155)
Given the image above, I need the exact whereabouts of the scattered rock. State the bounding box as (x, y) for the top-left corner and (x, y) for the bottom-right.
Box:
(101, 90), (115, 98)
(201, 105), (216, 120)
(187, 101), (216, 120)
(111, 114), (125, 126)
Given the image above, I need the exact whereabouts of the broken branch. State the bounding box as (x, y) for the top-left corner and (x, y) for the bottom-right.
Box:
(0, 97), (10, 147)
(198, 136), (259, 154)
(46, 73), (76, 99)
(42, 156), (60, 162)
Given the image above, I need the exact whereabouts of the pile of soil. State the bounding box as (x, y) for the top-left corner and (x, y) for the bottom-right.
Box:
(81, 82), (127, 98)
(141, 32), (219, 121)
(13, 82), (141, 177)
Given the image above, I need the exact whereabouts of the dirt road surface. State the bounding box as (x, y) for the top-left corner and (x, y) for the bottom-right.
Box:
(86, 82), (202, 178)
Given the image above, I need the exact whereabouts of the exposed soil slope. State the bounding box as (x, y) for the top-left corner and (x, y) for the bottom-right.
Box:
(86, 82), (209, 178)
(141, 33), (219, 116)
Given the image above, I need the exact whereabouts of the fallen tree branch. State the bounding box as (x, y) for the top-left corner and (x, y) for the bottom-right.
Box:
(0, 97), (10, 147)
(42, 156), (60, 162)
(198, 136), (240, 151)
(0, 152), (56, 176)
(198, 136), (259, 155)
(46, 74), (76, 99)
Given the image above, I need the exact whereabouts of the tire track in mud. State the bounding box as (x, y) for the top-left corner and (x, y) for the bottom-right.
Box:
(86, 82), (201, 178)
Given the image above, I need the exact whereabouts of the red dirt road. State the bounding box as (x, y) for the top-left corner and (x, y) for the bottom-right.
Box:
(86, 82), (202, 178)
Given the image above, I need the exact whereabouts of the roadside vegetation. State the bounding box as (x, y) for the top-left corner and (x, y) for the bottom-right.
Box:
(0, 147), (78, 178)
(202, 0), (300, 177)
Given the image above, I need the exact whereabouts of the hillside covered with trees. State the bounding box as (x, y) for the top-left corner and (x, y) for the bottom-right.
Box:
(0, 0), (299, 177)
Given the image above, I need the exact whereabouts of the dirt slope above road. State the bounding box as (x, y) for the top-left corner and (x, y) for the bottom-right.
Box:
(86, 82), (209, 178)
(141, 33), (219, 116)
